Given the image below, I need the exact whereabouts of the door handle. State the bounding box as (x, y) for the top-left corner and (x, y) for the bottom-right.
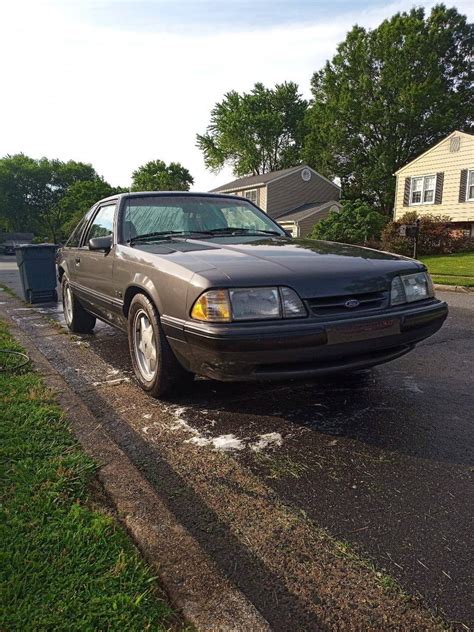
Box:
(75, 257), (81, 266)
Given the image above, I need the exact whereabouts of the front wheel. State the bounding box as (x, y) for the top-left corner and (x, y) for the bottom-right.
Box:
(61, 276), (96, 333)
(127, 293), (193, 398)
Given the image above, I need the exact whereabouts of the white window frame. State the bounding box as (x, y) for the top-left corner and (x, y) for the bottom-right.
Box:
(409, 174), (437, 206)
(243, 189), (258, 204)
(466, 169), (474, 202)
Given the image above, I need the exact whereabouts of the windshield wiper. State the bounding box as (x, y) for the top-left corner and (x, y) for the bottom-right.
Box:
(205, 227), (282, 236)
(128, 227), (283, 245)
(129, 231), (191, 244)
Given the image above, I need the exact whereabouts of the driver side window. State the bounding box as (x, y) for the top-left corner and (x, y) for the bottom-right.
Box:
(86, 204), (116, 242)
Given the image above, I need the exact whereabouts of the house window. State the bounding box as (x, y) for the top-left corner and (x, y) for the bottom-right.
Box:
(467, 170), (474, 201)
(243, 189), (258, 204)
(410, 175), (436, 205)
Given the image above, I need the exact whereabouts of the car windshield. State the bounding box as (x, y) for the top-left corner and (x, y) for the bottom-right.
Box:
(121, 196), (285, 243)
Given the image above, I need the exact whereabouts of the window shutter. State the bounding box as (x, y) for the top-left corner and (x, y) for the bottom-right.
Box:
(403, 177), (411, 206)
(459, 170), (468, 203)
(434, 172), (444, 204)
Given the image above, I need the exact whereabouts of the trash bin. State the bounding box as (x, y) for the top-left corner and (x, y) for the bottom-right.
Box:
(15, 244), (58, 304)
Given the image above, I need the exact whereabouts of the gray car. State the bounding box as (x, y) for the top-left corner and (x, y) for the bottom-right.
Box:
(57, 192), (448, 397)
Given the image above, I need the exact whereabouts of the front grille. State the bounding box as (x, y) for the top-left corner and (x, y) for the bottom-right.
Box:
(307, 290), (388, 317)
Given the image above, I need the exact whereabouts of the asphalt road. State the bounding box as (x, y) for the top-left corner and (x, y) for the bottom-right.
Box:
(1, 255), (472, 627)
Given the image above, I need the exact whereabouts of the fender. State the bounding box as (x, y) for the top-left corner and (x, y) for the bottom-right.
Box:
(123, 273), (164, 317)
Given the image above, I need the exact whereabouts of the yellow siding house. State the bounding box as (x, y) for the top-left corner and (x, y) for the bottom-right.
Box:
(394, 130), (474, 236)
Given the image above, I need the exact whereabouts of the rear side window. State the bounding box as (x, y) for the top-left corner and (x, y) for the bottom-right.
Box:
(86, 204), (116, 241)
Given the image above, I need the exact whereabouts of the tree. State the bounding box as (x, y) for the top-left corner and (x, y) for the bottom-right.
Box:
(55, 179), (124, 242)
(309, 199), (388, 244)
(303, 4), (473, 213)
(197, 82), (308, 176)
(131, 160), (194, 192)
(0, 154), (100, 240)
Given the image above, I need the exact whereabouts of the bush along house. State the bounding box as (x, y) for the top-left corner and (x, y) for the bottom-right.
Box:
(211, 165), (341, 237)
(393, 130), (474, 236)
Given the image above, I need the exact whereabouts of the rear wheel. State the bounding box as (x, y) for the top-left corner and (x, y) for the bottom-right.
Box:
(61, 276), (96, 333)
(127, 293), (193, 398)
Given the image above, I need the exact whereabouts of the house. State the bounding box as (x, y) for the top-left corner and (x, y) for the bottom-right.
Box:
(211, 165), (341, 237)
(394, 130), (474, 236)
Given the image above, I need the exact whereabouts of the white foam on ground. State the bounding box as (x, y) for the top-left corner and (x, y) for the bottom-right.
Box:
(167, 405), (282, 454)
(403, 376), (424, 394)
(186, 433), (245, 451)
(250, 432), (283, 452)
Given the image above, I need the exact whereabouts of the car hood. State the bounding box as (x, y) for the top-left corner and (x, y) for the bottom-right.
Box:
(137, 236), (424, 298)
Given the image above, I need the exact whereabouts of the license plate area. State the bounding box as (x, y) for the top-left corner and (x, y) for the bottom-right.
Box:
(327, 318), (400, 345)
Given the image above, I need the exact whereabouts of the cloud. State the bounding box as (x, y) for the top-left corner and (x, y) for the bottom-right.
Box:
(0, 0), (472, 192)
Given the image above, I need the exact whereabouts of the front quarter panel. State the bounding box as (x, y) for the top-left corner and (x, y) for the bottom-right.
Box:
(114, 244), (197, 322)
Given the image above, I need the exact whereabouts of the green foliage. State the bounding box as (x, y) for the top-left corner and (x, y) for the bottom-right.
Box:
(0, 320), (175, 630)
(0, 154), (101, 241)
(131, 159), (194, 192)
(381, 211), (473, 256)
(303, 4), (472, 212)
(197, 82), (307, 176)
(58, 179), (125, 242)
(309, 199), (388, 244)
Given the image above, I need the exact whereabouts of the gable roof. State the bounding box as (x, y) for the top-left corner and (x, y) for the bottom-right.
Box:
(211, 165), (306, 192)
(394, 130), (474, 175)
(277, 200), (341, 223)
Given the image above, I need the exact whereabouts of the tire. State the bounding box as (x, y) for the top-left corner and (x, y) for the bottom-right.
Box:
(61, 276), (96, 333)
(127, 293), (193, 398)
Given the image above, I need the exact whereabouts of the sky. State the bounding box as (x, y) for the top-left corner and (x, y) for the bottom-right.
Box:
(0, 0), (472, 192)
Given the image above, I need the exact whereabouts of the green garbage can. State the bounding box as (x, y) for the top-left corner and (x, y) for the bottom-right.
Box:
(15, 244), (58, 304)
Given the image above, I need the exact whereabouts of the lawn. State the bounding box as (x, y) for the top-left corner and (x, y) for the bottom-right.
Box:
(420, 252), (474, 287)
(0, 320), (180, 631)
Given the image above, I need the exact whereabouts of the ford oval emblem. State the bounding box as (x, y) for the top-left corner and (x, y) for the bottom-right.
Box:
(345, 299), (360, 309)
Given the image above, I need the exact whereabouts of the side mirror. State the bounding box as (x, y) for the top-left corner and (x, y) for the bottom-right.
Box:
(89, 235), (112, 252)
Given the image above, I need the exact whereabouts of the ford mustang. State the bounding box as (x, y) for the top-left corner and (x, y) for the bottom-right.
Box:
(57, 192), (448, 397)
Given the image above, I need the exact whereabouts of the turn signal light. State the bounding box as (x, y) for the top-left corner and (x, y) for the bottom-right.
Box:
(191, 289), (232, 322)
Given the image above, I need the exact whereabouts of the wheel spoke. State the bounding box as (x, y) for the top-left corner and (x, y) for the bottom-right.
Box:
(133, 310), (158, 381)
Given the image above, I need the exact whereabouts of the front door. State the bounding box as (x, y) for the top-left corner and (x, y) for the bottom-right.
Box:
(74, 202), (117, 322)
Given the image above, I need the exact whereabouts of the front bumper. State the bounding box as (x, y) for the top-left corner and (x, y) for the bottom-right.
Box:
(163, 299), (448, 381)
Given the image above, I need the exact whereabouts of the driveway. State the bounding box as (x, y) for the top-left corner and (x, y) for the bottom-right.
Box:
(1, 257), (472, 629)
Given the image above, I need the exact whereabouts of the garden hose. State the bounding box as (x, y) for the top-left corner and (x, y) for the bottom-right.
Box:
(0, 350), (30, 372)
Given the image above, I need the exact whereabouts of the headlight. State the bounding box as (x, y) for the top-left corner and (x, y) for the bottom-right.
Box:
(390, 272), (434, 306)
(191, 287), (307, 322)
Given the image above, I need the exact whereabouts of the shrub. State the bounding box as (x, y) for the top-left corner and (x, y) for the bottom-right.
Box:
(309, 199), (388, 245)
(380, 212), (473, 256)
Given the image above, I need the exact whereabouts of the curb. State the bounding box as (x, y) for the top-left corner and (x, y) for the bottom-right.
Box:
(433, 283), (473, 293)
(0, 298), (269, 632)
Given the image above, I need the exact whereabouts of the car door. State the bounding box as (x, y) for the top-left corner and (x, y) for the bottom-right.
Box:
(73, 201), (117, 322)
(62, 207), (96, 285)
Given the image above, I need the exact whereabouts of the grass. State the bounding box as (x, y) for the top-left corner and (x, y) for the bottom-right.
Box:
(0, 320), (179, 631)
(0, 282), (18, 297)
(420, 252), (474, 287)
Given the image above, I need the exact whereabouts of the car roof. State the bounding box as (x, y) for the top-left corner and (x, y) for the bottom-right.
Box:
(95, 191), (246, 205)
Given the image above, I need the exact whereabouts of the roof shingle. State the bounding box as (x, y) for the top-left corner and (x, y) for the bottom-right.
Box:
(210, 166), (302, 192)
